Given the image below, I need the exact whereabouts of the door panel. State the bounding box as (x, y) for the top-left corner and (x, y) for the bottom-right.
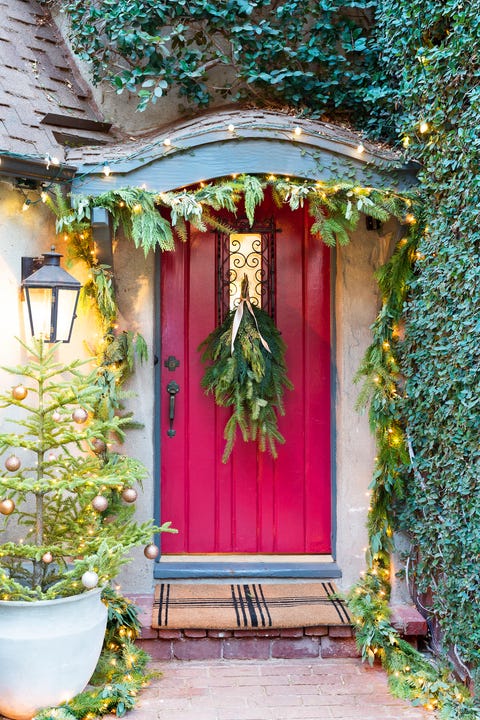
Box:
(160, 195), (331, 554)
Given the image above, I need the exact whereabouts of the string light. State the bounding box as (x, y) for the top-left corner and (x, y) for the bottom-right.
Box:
(293, 126), (302, 136)
(103, 163), (112, 177)
(22, 199), (31, 212)
(402, 136), (410, 148)
(356, 143), (365, 154)
(163, 138), (171, 147)
(227, 124), (235, 132)
(419, 121), (429, 134)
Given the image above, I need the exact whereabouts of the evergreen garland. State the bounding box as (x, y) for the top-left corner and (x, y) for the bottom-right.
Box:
(199, 277), (292, 461)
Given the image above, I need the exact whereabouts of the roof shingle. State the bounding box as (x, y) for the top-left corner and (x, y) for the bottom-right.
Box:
(0, 0), (110, 160)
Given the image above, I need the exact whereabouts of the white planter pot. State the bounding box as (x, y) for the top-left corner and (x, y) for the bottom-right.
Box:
(0, 588), (108, 720)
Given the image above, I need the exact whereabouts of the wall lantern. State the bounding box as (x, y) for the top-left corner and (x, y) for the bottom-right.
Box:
(21, 247), (81, 343)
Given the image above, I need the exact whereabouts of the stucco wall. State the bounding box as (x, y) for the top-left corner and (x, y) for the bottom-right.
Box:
(111, 235), (157, 593)
(0, 181), (157, 587)
(334, 221), (397, 589)
(0, 181), (92, 373)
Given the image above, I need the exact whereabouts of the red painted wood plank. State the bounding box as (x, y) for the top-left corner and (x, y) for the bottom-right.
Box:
(161, 241), (188, 552)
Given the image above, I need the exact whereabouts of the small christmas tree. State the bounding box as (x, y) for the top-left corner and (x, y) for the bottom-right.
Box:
(0, 338), (171, 601)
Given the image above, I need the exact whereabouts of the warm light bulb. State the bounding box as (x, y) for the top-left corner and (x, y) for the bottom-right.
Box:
(419, 121), (429, 134)
(356, 143), (365, 154)
(41, 191), (48, 203)
(293, 126), (302, 136)
(402, 136), (410, 148)
(227, 124), (235, 132)
(103, 164), (111, 177)
(22, 201), (30, 212)
(163, 138), (171, 146)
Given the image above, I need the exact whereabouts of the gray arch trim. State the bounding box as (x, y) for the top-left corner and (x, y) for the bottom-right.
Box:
(71, 111), (417, 195)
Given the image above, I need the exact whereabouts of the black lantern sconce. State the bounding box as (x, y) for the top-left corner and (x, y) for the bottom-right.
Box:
(21, 247), (81, 343)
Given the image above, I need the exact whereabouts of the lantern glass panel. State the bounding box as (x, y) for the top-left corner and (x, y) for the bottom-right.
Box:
(26, 287), (53, 340)
(56, 288), (79, 342)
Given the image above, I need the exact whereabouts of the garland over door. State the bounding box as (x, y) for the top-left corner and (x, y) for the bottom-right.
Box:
(160, 195), (331, 554)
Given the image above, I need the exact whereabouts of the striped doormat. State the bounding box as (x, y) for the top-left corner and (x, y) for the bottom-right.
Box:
(152, 582), (350, 629)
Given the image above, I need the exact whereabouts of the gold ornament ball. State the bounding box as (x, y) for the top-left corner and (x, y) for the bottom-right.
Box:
(5, 455), (21, 472)
(12, 384), (28, 401)
(122, 487), (138, 504)
(0, 498), (15, 515)
(72, 407), (89, 424)
(144, 543), (159, 559)
(91, 438), (106, 455)
(81, 570), (99, 589)
(52, 410), (61, 422)
(42, 551), (53, 564)
(92, 495), (109, 513)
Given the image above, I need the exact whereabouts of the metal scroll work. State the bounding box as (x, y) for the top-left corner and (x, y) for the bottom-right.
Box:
(217, 217), (275, 323)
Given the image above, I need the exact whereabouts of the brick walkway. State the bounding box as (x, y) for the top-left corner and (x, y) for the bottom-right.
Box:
(122, 659), (435, 720)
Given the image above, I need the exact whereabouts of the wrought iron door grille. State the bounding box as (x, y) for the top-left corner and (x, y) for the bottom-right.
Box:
(216, 217), (276, 323)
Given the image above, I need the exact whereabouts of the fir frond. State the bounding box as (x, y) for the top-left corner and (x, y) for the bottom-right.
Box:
(242, 175), (264, 225)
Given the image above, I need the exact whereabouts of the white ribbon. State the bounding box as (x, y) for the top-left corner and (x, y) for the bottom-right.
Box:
(230, 277), (271, 356)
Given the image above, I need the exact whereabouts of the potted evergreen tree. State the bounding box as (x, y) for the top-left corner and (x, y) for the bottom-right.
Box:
(0, 339), (172, 720)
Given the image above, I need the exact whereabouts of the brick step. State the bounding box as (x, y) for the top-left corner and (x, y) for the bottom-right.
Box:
(127, 594), (427, 661)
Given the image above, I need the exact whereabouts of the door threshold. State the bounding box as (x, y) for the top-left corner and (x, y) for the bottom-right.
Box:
(160, 554), (334, 563)
(154, 555), (341, 580)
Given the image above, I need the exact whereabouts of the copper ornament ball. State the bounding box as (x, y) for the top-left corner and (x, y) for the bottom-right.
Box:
(121, 487), (138, 504)
(91, 438), (106, 455)
(0, 498), (15, 515)
(72, 407), (89, 424)
(42, 551), (53, 564)
(143, 544), (159, 559)
(12, 385), (28, 401)
(5, 455), (21, 472)
(91, 495), (109, 513)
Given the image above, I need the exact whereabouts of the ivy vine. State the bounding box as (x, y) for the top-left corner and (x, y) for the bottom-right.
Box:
(59, 0), (381, 129)
(373, 0), (480, 693)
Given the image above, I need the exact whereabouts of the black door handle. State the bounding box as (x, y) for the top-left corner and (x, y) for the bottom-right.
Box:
(166, 381), (180, 437)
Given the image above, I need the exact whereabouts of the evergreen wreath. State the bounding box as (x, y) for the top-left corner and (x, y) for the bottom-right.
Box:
(199, 276), (292, 462)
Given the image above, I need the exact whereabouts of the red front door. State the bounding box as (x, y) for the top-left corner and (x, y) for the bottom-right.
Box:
(160, 195), (331, 554)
